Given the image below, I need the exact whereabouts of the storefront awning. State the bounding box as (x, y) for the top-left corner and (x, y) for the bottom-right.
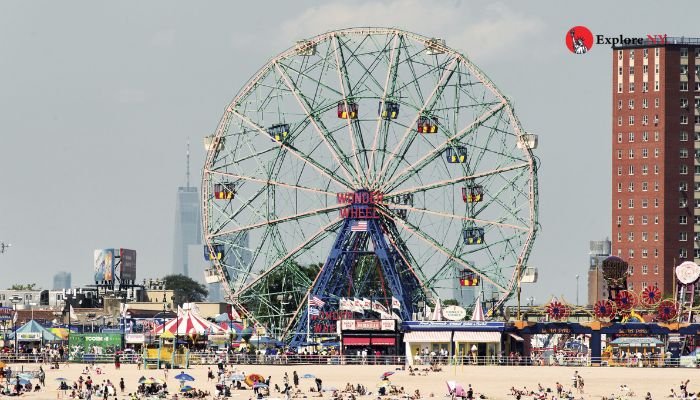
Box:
(343, 337), (370, 346)
(508, 333), (524, 342)
(453, 331), (501, 343)
(403, 331), (451, 343)
(371, 337), (396, 346)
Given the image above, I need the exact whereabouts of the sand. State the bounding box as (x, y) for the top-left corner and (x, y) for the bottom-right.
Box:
(2, 361), (694, 399)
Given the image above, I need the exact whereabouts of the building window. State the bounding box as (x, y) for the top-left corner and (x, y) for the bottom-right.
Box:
(618, 116), (623, 126)
(628, 199), (634, 208)
(654, 248), (659, 257)
(618, 182), (622, 192)
(629, 265), (634, 275)
(695, 199), (700, 208)
(654, 165), (659, 174)
(629, 132), (635, 142)
(618, 166), (622, 176)
(654, 199), (659, 208)
(681, 232), (689, 241)
(618, 132), (623, 143)
(618, 199), (622, 209)
(642, 131), (649, 141)
(642, 182), (648, 191)
(695, 82), (700, 91)
(655, 181), (659, 191)
(655, 215), (659, 224)
(642, 115), (649, 125)
(680, 181), (688, 191)
(617, 232), (622, 242)
(617, 215), (622, 226)
(644, 48), (648, 58)
(643, 64), (649, 74)
(681, 82), (689, 91)
(642, 264), (649, 273)
(654, 148), (659, 157)
(629, 82), (635, 93)
(629, 282), (635, 291)
(629, 66), (634, 75)
(681, 148), (689, 158)
(629, 149), (634, 159)
(629, 116), (635, 125)
(655, 48), (660, 57)
(629, 165), (635, 175)
(681, 248), (688, 259)
(642, 232), (648, 241)
(696, 116), (700, 125)
(642, 165), (649, 175)
(655, 81), (660, 91)
(617, 149), (623, 159)
(628, 232), (634, 241)
(681, 215), (688, 224)
(654, 131), (660, 141)
(681, 165), (689, 174)
(643, 98), (648, 109)
(618, 83), (623, 93)
(629, 182), (634, 192)
(642, 148), (648, 158)
(629, 99), (635, 109)
(681, 131), (689, 141)
(680, 198), (688, 207)
(654, 232), (659, 241)
(681, 98), (689, 108)
(681, 64), (689, 74)
(642, 198), (648, 208)
(696, 215), (700, 225)
(642, 215), (649, 225)
(618, 99), (623, 110)
(654, 265), (659, 274)
(681, 47), (688, 57)
(681, 115), (689, 124)
(695, 166), (700, 175)
(618, 50), (623, 60)
(643, 82), (648, 92)
(629, 248), (635, 258)
(630, 49), (635, 59)
(629, 215), (635, 225)
(655, 98), (660, 108)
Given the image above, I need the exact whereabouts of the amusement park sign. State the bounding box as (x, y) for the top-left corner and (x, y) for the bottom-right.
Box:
(675, 261), (700, 285)
(442, 305), (467, 321)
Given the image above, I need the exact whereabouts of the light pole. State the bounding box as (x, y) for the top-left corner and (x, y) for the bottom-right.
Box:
(575, 275), (580, 306)
(11, 297), (21, 356)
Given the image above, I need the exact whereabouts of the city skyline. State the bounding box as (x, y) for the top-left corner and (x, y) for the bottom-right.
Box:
(1, 1), (699, 302)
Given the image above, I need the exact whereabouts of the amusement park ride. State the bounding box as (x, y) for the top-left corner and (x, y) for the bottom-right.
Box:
(201, 28), (539, 345)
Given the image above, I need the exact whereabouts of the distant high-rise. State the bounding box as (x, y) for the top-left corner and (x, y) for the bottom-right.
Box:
(173, 140), (202, 277)
(52, 272), (71, 290)
(587, 239), (611, 306)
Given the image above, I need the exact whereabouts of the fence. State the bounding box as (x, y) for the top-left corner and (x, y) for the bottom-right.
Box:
(0, 352), (691, 368)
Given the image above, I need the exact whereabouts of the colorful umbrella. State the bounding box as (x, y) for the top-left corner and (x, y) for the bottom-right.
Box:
(175, 372), (195, 382)
(181, 385), (194, 392)
(380, 371), (395, 379)
(227, 374), (245, 381)
(138, 376), (147, 384)
(18, 379), (30, 385)
(301, 373), (315, 379)
(245, 374), (265, 387)
(253, 382), (269, 389)
(55, 378), (68, 382)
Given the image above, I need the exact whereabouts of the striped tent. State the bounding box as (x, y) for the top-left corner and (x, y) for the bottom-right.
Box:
(152, 309), (225, 336)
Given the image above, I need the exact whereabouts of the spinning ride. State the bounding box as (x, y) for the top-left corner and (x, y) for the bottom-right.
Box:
(202, 28), (538, 344)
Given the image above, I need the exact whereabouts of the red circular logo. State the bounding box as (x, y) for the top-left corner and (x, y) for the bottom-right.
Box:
(566, 26), (593, 54)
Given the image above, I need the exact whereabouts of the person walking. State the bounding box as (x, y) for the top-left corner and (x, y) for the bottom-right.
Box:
(467, 384), (474, 400)
(293, 371), (299, 389)
(119, 378), (125, 393)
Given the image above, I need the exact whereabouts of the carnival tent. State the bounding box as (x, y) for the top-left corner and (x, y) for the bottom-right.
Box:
(152, 309), (225, 336)
(8, 320), (60, 341)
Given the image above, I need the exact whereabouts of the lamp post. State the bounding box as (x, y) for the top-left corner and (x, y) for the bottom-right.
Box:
(11, 296), (21, 357)
(575, 275), (580, 306)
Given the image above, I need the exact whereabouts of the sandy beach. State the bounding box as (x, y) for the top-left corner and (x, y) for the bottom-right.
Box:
(2, 361), (696, 400)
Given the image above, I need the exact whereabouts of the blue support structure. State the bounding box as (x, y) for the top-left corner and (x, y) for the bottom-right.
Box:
(288, 194), (423, 347)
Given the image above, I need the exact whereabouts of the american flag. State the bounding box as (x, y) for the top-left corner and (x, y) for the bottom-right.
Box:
(309, 295), (325, 307)
(351, 220), (368, 232)
(308, 307), (320, 316)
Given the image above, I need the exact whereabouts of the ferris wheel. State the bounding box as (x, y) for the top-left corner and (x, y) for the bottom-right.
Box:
(202, 27), (538, 342)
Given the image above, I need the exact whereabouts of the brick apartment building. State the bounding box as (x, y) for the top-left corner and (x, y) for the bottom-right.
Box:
(612, 38), (700, 295)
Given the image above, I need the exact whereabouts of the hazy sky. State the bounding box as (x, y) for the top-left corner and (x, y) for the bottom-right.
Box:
(1, 1), (698, 303)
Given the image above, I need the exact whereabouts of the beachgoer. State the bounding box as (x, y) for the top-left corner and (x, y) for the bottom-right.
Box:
(293, 371), (299, 388)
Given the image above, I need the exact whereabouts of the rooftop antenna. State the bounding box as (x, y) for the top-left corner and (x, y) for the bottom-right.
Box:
(186, 138), (191, 189)
(0, 242), (10, 254)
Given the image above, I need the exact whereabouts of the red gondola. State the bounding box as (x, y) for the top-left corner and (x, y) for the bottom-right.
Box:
(461, 186), (484, 203)
(337, 101), (358, 119)
(214, 183), (236, 200)
(417, 116), (438, 134)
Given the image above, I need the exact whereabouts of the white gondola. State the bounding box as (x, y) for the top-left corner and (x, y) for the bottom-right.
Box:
(520, 267), (538, 283)
(204, 268), (222, 284)
(425, 38), (446, 55)
(296, 40), (317, 56)
(517, 133), (538, 150)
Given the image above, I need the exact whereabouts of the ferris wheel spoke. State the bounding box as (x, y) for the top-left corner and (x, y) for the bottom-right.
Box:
(368, 33), (401, 186)
(381, 102), (506, 193)
(376, 57), (460, 184)
(209, 170), (338, 197)
(332, 35), (369, 186)
(385, 204), (529, 232)
(230, 108), (355, 190)
(208, 184), (268, 236)
(378, 208), (506, 293)
(388, 162), (529, 198)
(274, 62), (359, 185)
(210, 203), (344, 238)
(237, 218), (343, 295)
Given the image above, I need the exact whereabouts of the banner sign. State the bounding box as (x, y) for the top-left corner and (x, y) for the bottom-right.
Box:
(17, 332), (41, 341)
(442, 306), (467, 321)
(69, 333), (122, 357)
(94, 249), (115, 282)
(339, 319), (395, 331)
(0, 307), (13, 321)
(119, 249), (137, 282)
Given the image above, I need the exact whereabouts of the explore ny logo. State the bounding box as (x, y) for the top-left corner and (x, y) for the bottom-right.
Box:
(566, 25), (668, 55)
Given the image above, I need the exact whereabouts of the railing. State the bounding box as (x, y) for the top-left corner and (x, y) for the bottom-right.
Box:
(0, 352), (692, 368)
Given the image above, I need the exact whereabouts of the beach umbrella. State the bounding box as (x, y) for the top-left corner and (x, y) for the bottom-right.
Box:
(227, 374), (245, 381)
(138, 376), (147, 384)
(301, 373), (315, 379)
(153, 378), (165, 385)
(245, 374), (265, 387)
(0, 361), (6, 368)
(18, 373), (33, 380)
(380, 371), (395, 379)
(181, 385), (194, 392)
(253, 382), (269, 389)
(143, 378), (156, 385)
(175, 372), (195, 382)
(322, 386), (338, 392)
(18, 379), (30, 385)
(55, 378), (68, 382)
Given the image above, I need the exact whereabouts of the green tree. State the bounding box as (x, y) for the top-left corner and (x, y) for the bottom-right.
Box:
(163, 274), (208, 305)
(9, 283), (37, 290)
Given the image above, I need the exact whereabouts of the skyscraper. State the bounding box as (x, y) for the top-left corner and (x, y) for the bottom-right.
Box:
(611, 38), (700, 295)
(173, 141), (202, 277)
(52, 271), (71, 290)
(587, 239), (611, 306)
